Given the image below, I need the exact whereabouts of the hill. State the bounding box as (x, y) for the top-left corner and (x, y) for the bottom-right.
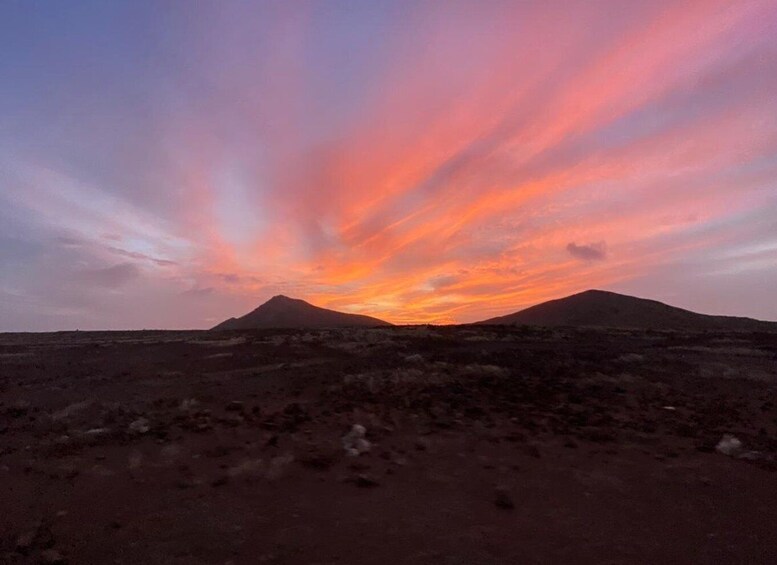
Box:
(476, 289), (777, 331)
(211, 295), (391, 330)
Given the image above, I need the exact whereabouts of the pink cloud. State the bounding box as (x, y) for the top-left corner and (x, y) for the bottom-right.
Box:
(2, 0), (777, 329)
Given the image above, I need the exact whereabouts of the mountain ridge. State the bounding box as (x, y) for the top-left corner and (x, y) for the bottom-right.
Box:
(211, 295), (391, 330)
(475, 289), (776, 331)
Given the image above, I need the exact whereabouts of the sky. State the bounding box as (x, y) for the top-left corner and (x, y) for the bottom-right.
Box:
(1, 0), (776, 331)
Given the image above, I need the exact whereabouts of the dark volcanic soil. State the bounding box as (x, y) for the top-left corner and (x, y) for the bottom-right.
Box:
(1, 326), (776, 564)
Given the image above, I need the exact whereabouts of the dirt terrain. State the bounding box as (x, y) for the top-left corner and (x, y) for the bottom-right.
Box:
(1, 326), (776, 564)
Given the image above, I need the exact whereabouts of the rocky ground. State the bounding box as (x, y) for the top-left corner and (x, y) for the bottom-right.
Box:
(1, 326), (776, 564)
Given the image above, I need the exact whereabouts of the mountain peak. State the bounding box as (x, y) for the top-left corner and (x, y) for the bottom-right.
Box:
(266, 294), (298, 303)
(477, 289), (774, 331)
(211, 295), (391, 330)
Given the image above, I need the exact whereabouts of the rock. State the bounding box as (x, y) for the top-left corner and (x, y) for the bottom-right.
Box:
(737, 450), (764, 461)
(195, 421), (213, 433)
(348, 473), (379, 488)
(38, 549), (67, 564)
(226, 401), (244, 412)
(179, 398), (199, 411)
(342, 424), (371, 457)
(494, 487), (514, 510)
(50, 400), (91, 421)
(128, 418), (150, 434)
(716, 434), (743, 457)
(83, 428), (110, 437)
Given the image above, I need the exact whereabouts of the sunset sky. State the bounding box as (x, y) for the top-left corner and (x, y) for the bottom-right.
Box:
(1, 0), (776, 330)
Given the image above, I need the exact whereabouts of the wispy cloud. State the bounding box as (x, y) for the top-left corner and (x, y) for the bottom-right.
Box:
(76, 263), (141, 290)
(1, 0), (776, 329)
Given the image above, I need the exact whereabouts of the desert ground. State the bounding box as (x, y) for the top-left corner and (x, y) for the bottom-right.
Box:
(1, 326), (776, 564)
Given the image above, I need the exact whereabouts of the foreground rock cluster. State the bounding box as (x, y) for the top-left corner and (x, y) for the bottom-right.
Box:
(1, 326), (775, 563)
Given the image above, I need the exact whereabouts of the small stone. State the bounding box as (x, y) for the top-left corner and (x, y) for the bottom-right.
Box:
(179, 398), (199, 411)
(348, 473), (379, 488)
(392, 456), (408, 467)
(342, 424), (371, 456)
(226, 401), (245, 412)
(128, 418), (150, 434)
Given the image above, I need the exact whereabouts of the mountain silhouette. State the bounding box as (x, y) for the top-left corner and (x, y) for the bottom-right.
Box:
(476, 289), (776, 331)
(211, 295), (391, 330)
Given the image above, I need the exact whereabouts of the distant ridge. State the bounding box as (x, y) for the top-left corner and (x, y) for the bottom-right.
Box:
(476, 289), (777, 331)
(211, 295), (391, 330)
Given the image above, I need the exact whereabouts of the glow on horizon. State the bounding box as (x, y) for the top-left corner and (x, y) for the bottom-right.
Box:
(1, 1), (776, 330)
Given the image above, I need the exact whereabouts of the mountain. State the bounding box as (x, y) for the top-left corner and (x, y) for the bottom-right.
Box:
(211, 295), (391, 330)
(476, 289), (777, 331)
